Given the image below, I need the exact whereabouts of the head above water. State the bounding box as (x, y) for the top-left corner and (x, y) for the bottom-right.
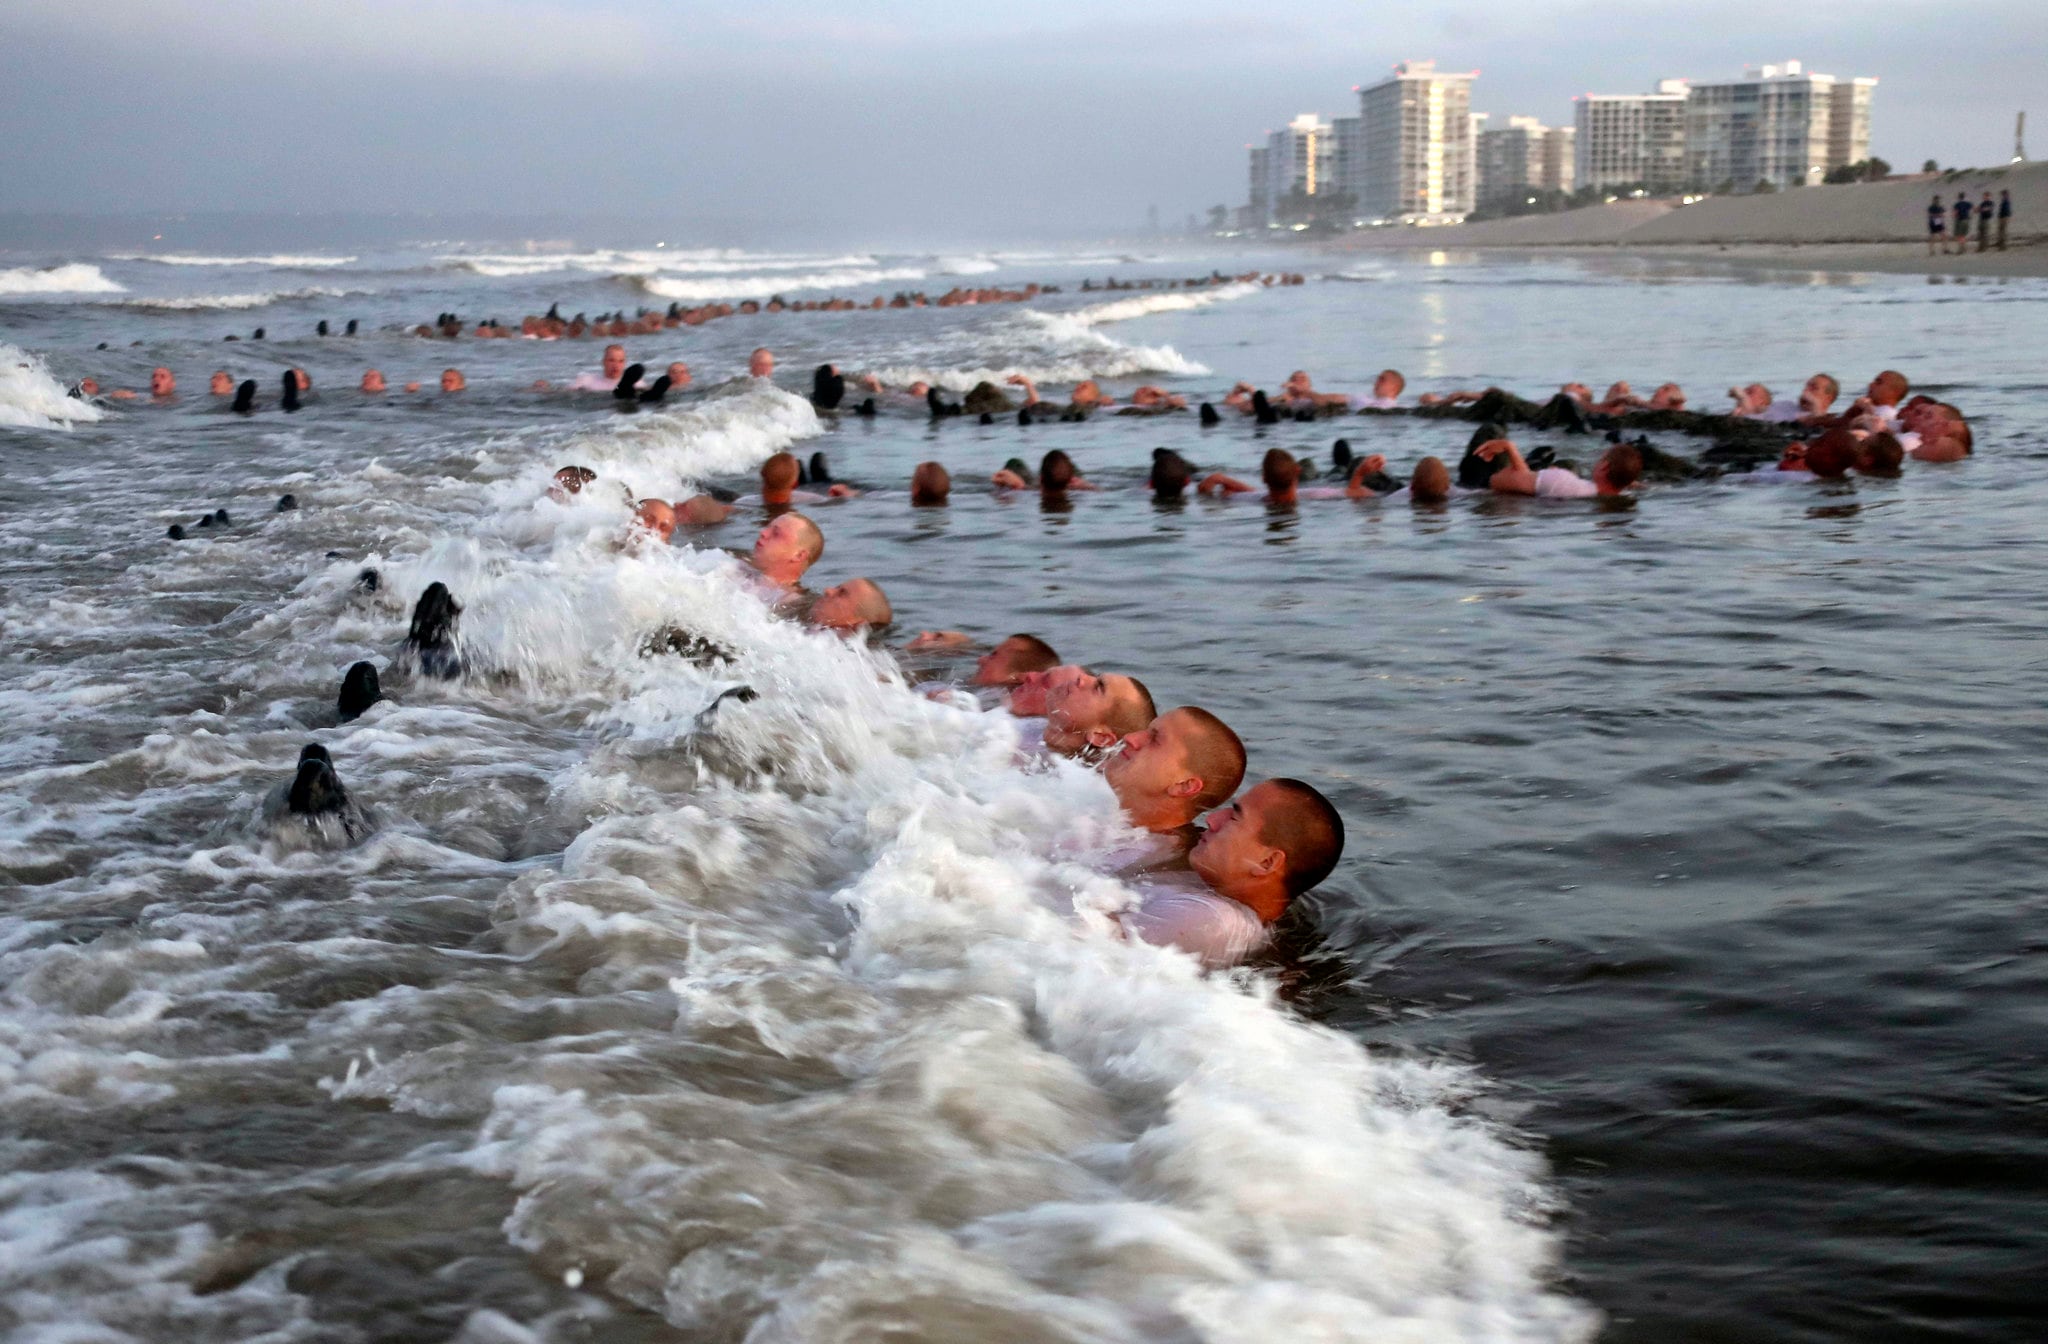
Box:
(440, 368), (466, 392)
(1261, 447), (1301, 497)
(1801, 373), (1840, 415)
(749, 347), (776, 378)
(808, 577), (892, 631)
(667, 361), (691, 388)
(1410, 455), (1451, 504)
(1190, 777), (1345, 922)
(1594, 443), (1643, 494)
(1150, 449), (1194, 500)
(1867, 370), (1909, 407)
(208, 370), (233, 395)
(1857, 432), (1905, 475)
(633, 498), (677, 543)
(973, 633), (1058, 688)
(1804, 429), (1859, 478)
(601, 344), (627, 380)
(909, 461), (951, 505)
(1039, 450), (1077, 493)
(761, 452), (802, 503)
(149, 367), (175, 396)
(1043, 669), (1156, 756)
(1104, 706), (1248, 833)
(1373, 369), (1405, 400)
(752, 512), (824, 584)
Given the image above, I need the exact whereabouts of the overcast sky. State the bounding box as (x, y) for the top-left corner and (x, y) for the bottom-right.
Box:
(4, 0), (2043, 246)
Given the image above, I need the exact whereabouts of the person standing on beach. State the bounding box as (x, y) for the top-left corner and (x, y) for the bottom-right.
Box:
(1928, 196), (1946, 255)
(1950, 194), (1972, 255)
(1977, 192), (1995, 252)
(1998, 190), (2012, 251)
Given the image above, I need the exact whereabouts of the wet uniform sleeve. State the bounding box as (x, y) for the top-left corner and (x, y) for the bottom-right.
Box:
(1119, 889), (1268, 969)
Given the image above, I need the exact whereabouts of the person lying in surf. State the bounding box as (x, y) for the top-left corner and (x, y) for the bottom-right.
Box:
(1042, 668), (1156, 757)
(1472, 439), (1641, 497)
(749, 512), (824, 587)
(1197, 448), (1394, 503)
(1114, 778), (1345, 969)
(1103, 706), (1247, 840)
(806, 577), (892, 631)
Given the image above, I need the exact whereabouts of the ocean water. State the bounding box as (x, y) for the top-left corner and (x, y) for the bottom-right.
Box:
(1, 242), (2042, 1343)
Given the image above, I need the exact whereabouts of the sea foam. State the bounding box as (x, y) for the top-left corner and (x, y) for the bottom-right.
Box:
(0, 263), (126, 296)
(0, 343), (106, 429)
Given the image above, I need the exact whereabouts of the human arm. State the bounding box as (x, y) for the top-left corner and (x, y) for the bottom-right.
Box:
(1475, 440), (1537, 495)
(1197, 472), (1255, 496)
(1005, 373), (1041, 406)
(1343, 455), (1389, 498)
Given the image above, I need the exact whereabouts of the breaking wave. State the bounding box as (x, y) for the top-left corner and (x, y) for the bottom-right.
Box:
(0, 342), (107, 429)
(0, 263), (126, 296)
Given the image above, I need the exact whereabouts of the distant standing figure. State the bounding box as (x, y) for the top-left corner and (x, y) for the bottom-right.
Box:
(1977, 191), (1994, 252)
(1927, 195), (1946, 255)
(1950, 194), (1972, 254)
(1998, 189), (2012, 250)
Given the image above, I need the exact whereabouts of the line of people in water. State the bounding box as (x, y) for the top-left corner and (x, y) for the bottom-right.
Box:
(71, 335), (1977, 482)
(584, 466), (1345, 969)
(284, 455), (1345, 969)
(403, 271), (1288, 341)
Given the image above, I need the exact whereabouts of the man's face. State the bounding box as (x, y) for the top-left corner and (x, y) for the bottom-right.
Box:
(149, 368), (174, 395)
(752, 515), (812, 578)
(972, 637), (1039, 687)
(209, 372), (233, 395)
(293, 369), (311, 391)
(810, 581), (878, 630)
(1008, 664), (1083, 716)
(634, 500), (676, 543)
(362, 370), (387, 393)
(602, 346), (627, 379)
(1373, 370), (1403, 400)
(1103, 709), (1200, 813)
(1867, 374), (1906, 407)
(440, 369), (465, 392)
(1045, 671), (1141, 743)
(1190, 782), (1284, 896)
(750, 349), (775, 378)
(667, 362), (691, 387)
(1800, 376), (1836, 414)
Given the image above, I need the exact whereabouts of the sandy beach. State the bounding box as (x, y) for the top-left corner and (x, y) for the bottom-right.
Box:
(1326, 160), (2048, 276)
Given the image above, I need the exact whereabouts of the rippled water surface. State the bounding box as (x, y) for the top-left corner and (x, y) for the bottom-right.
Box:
(2, 243), (2043, 1343)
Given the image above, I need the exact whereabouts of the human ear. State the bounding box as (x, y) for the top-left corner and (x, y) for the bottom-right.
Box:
(1168, 776), (1202, 799)
(1086, 726), (1118, 750)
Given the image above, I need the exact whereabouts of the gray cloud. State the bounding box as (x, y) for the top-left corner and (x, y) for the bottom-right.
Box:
(3, 0), (2042, 245)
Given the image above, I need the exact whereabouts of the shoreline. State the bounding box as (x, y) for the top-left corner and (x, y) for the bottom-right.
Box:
(1332, 239), (2048, 279)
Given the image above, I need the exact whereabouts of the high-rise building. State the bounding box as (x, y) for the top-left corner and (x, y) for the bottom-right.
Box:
(1574, 79), (1689, 193)
(1477, 117), (1576, 209)
(1540, 125), (1575, 194)
(1355, 60), (1478, 221)
(1828, 78), (1876, 170)
(1243, 113), (1339, 227)
(1332, 115), (1363, 216)
(1684, 61), (1877, 189)
(1244, 144), (1271, 228)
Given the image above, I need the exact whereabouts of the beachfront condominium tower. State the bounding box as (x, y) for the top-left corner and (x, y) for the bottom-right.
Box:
(1354, 61), (1478, 222)
(1244, 144), (1271, 228)
(1244, 113), (1337, 228)
(1574, 79), (1690, 193)
(1683, 61), (1879, 189)
(1476, 116), (1576, 208)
